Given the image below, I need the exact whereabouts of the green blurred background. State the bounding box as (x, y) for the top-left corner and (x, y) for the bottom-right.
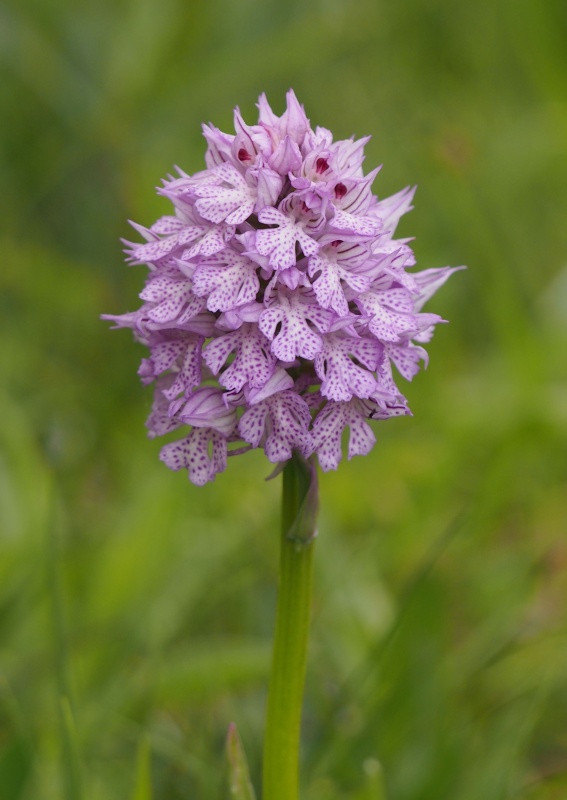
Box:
(1, 0), (567, 798)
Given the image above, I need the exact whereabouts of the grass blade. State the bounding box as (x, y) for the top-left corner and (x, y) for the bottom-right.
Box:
(132, 736), (153, 800)
(226, 723), (256, 800)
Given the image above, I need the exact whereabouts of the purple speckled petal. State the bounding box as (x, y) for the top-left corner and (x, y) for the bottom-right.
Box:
(356, 289), (441, 343)
(162, 337), (204, 400)
(139, 269), (205, 325)
(150, 215), (185, 235)
(256, 207), (296, 269)
(192, 249), (260, 312)
(311, 399), (376, 471)
(146, 377), (185, 438)
(346, 407), (376, 460)
(194, 164), (256, 224)
(314, 333), (382, 401)
(160, 428), (228, 485)
(259, 294), (331, 362)
(181, 222), (235, 259)
(329, 207), (382, 238)
(256, 207), (319, 270)
(239, 389), (311, 462)
(308, 252), (350, 315)
(309, 402), (347, 471)
(204, 324), (275, 391)
(237, 402), (270, 448)
(385, 342), (428, 381)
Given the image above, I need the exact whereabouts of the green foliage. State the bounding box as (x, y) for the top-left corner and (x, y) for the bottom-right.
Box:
(226, 724), (256, 800)
(1, 0), (567, 798)
(132, 737), (153, 800)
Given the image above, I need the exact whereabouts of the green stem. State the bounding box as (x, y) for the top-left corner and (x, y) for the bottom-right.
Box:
(262, 454), (318, 800)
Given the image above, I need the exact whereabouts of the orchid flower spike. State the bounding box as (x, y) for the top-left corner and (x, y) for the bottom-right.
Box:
(104, 90), (462, 485)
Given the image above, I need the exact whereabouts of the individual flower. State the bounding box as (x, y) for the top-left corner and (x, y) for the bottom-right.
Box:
(104, 91), (462, 484)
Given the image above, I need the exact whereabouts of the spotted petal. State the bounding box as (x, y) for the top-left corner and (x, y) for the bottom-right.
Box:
(238, 390), (312, 462)
(192, 250), (260, 312)
(160, 428), (228, 485)
(385, 341), (428, 381)
(140, 271), (205, 325)
(308, 247), (371, 315)
(194, 163), (256, 225)
(356, 288), (441, 343)
(259, 293), (332, 361)
(315, 333), (382, 401)
(204, 324), (275, 391)
(256, 207), (319, 270)
(310, 400), (376, 472)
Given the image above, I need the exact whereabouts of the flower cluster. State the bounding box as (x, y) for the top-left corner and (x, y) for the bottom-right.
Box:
(104, 91), (460, 485)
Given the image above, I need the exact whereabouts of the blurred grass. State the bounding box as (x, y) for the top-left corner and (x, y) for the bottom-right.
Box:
(1, 0), (567, 798)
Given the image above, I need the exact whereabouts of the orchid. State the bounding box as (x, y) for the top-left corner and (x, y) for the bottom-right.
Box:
(103, 91), (462, 800)
(104, 90), (460, 486)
